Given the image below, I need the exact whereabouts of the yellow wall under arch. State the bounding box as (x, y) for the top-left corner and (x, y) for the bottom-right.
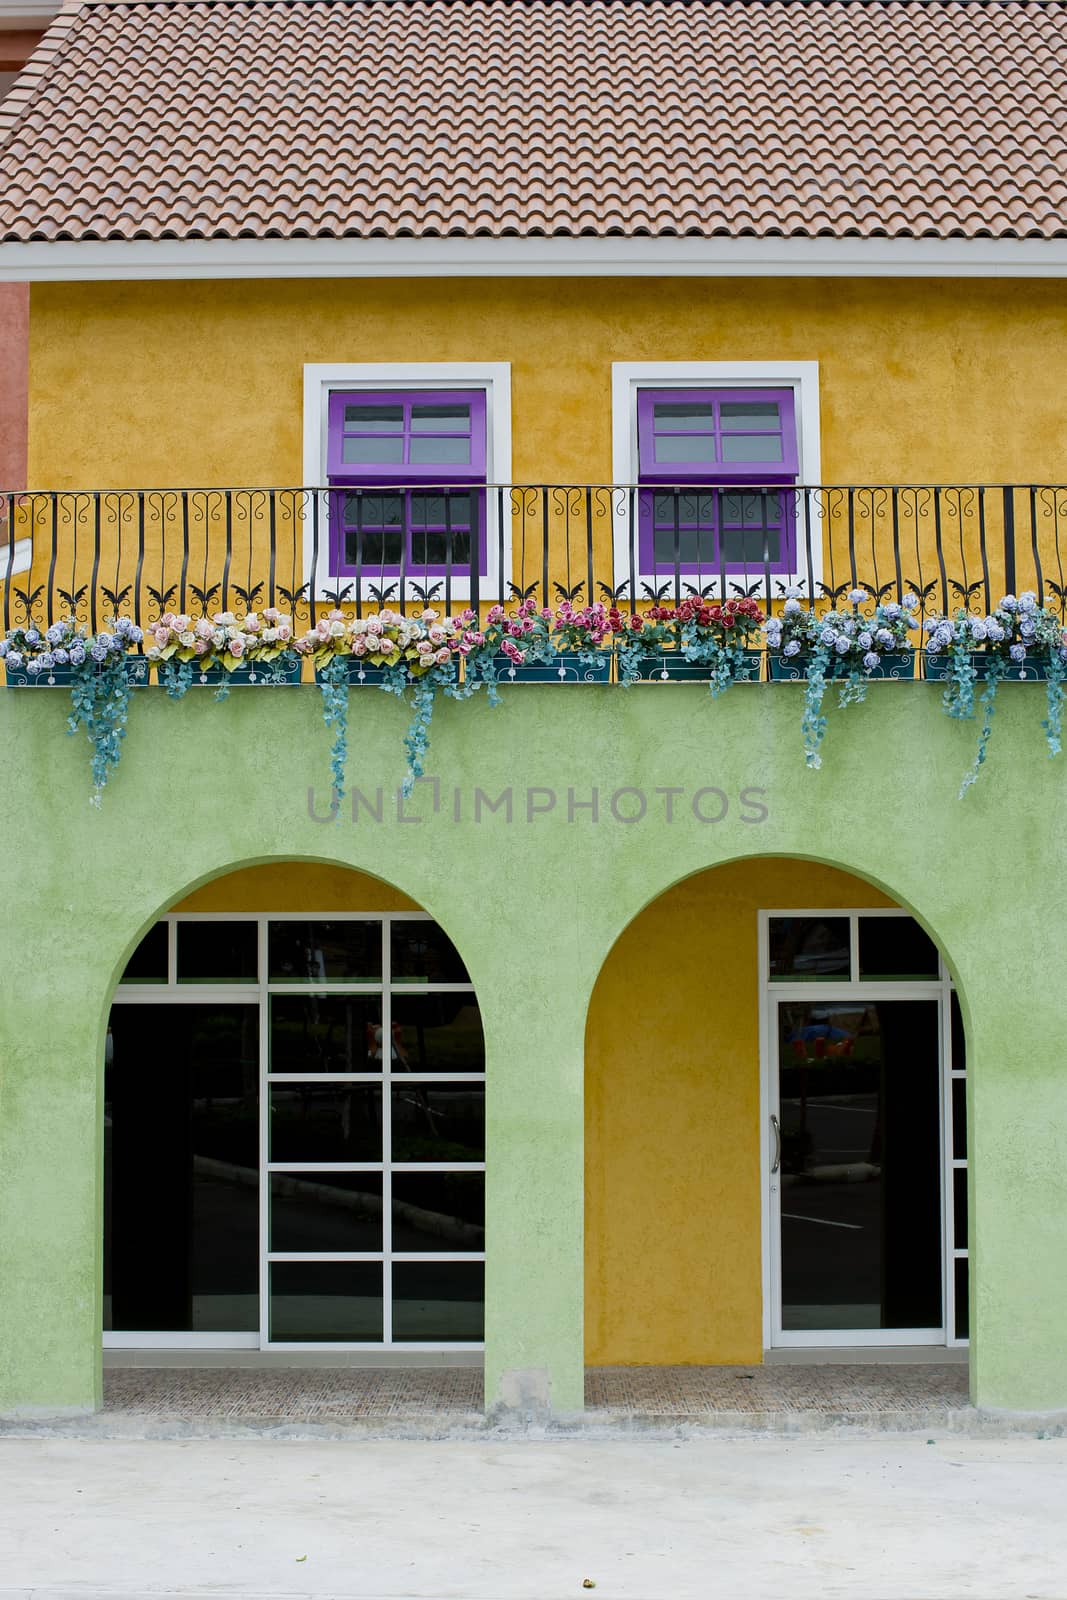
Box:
(173, 863), (420, 914)
(584, 858), (892, 1366)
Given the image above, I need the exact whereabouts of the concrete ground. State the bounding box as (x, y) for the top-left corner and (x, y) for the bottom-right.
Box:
(1, 1436), (1066, 1599)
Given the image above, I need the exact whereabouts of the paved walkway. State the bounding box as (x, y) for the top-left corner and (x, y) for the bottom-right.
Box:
(1, 1434), (1065, 1598)
(92, 1364), (973, 1435)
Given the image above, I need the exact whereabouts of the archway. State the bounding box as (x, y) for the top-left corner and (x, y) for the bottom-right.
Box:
(103, 861), (486, 1356)
(585, 857), (967, 1369)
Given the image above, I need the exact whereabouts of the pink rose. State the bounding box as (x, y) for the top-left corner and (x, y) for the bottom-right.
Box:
(228, 636), (245, 657)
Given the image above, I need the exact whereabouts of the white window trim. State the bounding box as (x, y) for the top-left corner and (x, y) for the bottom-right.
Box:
(302, 362), (511, 604)
(611, 361), (822, 599)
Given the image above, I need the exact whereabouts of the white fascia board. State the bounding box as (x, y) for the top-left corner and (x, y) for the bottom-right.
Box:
(3, 537), (31, 575)
(0, 1), (60, 27)
(4, 236), (1067, 281)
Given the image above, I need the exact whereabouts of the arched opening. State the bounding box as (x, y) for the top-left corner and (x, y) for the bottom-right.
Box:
(585, 857), (967, 1368)
(104, 862), (485, 1355)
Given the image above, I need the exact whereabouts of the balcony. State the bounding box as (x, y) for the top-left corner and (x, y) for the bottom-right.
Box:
(2, 483), (1066, 635)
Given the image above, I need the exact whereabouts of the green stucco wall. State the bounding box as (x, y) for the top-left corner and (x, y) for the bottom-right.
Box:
(0, 681), (1065, 1416)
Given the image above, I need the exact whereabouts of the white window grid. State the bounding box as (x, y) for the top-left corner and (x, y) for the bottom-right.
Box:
(758, 907), (968, 1351)
(109, 912), (485, 1353)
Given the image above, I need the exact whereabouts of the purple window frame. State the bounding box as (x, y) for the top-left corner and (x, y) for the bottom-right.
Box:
(636, 387), (799, 575)
(327, 388), (488, 578)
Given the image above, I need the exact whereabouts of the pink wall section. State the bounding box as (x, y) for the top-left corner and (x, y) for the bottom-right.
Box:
(0, 282), (28, 493)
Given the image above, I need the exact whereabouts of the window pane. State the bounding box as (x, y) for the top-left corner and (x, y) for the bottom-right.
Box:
(858, 917), (940, 980)
(951, 990), (966, 1070)
(270, 1084), (382, 1162)
(392, 1261), (484, 1342)
(344, 493), (402, 526)
(270, 1261), (383, 1342)
(120, 922), (168, 983)
(347, 528), (404, 566)
(654, 492), (715, 525)
(408, 436), (471, 465)
(768, 917), (851, 981)
(720, 434), (784, 463)
(392, 922), (471, 984)
(410, 404), (470, 431)
(342, 436), (403, 464)
(392, 996), (485, 1075)
(391, 1083), (485, 1163)
(654, 434), (716, 464)
(952, 1077), (967, 1159)
(176, 921), (258, 984)
(412, 529), (472, 566)
(344, 404), (403, 429)
(410, 491), (473, 526)
(720, 401), (781, 428)
(105, 1003), (259, 1333)
(653, 527), (716, 565)
(954, 1258), (969, 1340)
(269, 996), (384, 1075)
(721, 528), (781, 564)
(954, 1167), (968, 1248)
(270, 1172), (383, 1253)
(722, 491), (784, 526)
(269, 920), (381, 983)
(653, 402), (713, 426)
(392, 1173), (484, 1252)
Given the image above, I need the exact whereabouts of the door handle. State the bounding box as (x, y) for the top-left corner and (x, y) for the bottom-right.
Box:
(771, 1114), (781, 1174)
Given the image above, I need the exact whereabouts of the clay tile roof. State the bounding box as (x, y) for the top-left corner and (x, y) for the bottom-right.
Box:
(1, 0), (1067, 242)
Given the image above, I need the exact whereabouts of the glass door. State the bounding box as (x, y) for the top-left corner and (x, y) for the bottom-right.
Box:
(772, 998), (942, 1338)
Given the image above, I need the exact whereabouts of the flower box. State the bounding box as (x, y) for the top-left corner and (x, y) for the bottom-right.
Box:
(185, 659), (303, 687)
(769, 651), (915, 682)
(4, 654), (151, 688)
(925, 652), (1048, 683)
(491, 650), (611, 684)
(631, 648), (763, 684)
(314, 660), (390, 687)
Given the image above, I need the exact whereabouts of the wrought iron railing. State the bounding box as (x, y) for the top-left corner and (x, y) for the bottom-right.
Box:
(2, 484), (1066, 633)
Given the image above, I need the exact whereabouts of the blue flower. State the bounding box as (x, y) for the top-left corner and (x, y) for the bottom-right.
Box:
(1010, 643), (1026, 662)
(1019, 591), (1038, 612)
(46, 623), (65, 645)
(27, 656), (44, 674)
(902, 592), (920, 610)
(784, 584), (803, 599)
(882, 603), (901, 621)
(999, 594), (1018, 612)
(969, 620), (988, 641)
(835, 636), (850, 654)
(53, 647), (69, 664)
(986, 622), (1006, 642)
(5, 650), (22, 668)
(783, 638), (801, 657)
(90, 642), (108, 663)
(820, 626), (836, 646)
(875, 628), (894, 646)
(24, 628), (40, 645)
(863, 651), (879, 669)
(69, 645), (86, 666)
(783, 598), (801, 616)
(847, 587), (868, 605)
(0, 640), (8, 658)
(858, 631), (873, 649)
(37, 651), (54, 670)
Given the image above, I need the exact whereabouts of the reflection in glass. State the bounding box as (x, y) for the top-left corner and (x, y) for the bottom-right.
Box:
(409, 436), (470, 465)
(270, 1084), (382, 1163)
(777, 999), (942, 1331)
(769, 917), (850, 981)
(105, 1002), (259, 1332)
(268, 921), (381, 983)
(176, 920), (258, 984)
(391, 1083), (485, 1163)
(391, 922), (471, 985)
(857, 917), (939, 980)
(269, 995), (383, 1074)
(954, 1167), (968, 1248)
(410, 404), (470, 431)
(344, 404), (403, 429)
(955, 1258), (969, 1340)
(653, 434), (716, 463)
(270, 1262), (383, 1342)
(721, 434), (784, 462)
(342, 435), (403, 463)
(119, 921), (168, 983)
(392, 1173), (484, 1253)
(720, 401), (780, 428)
(392, 1262), (484, 1342)
(390, 996), (484, 1074)
(952, 1077), (967, 1160)
(270, 1172), (383, 1253)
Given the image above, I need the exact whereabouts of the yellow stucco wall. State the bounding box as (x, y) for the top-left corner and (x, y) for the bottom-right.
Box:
(28, 277), (1067, 488)
(584, 858), (892, 1366)
(173, 863), (419, 913)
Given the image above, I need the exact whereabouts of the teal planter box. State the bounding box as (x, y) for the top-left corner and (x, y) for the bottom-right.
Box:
(492, 650), (611, 684)
(925, 651), (1047, 682)
(631, 648), (762, 684)
(5, 654), (150, 688)
(769, 651), (915, 682)
(315, 661), (390, 687)
(186, 659), (303, 687)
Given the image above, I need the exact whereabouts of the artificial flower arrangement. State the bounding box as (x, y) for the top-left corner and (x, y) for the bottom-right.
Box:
(462, 598), (554, 701)
(625, 595), (765, 693)
(763, 587), (920, 768)
(923, 592), (1067, 794)
(146, 608), (296, 696)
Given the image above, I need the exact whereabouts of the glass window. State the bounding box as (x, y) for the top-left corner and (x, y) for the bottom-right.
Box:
(954, 1167), (968, 1249)
(392, 1261), (484, 1342)
(269, 996), (384, 1075)
(954, 1258), (969, 1340)
(176, 920), (258, 984)
(391, 996), (484, 1075)
(857, 916), (940, 980)
(391, 922), (471, 985)
(268, 920), (381, 983)
(119, 921), (168, 984)
(269, 1084), (383, 1163)
(270, 1262), (383, 1342)
(952, 1077), (967, 1160)
(768, 917), (851, 981)
(270, 1172), (383, 1253)
(392, 1173), (484, 1253)
(391, 1083), (484, 1164)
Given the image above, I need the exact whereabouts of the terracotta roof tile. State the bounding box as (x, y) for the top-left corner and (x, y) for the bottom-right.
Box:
(1, 0), (1066, 241)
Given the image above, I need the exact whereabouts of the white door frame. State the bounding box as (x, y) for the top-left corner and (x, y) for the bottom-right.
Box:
(758, 908), (966, 1351)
